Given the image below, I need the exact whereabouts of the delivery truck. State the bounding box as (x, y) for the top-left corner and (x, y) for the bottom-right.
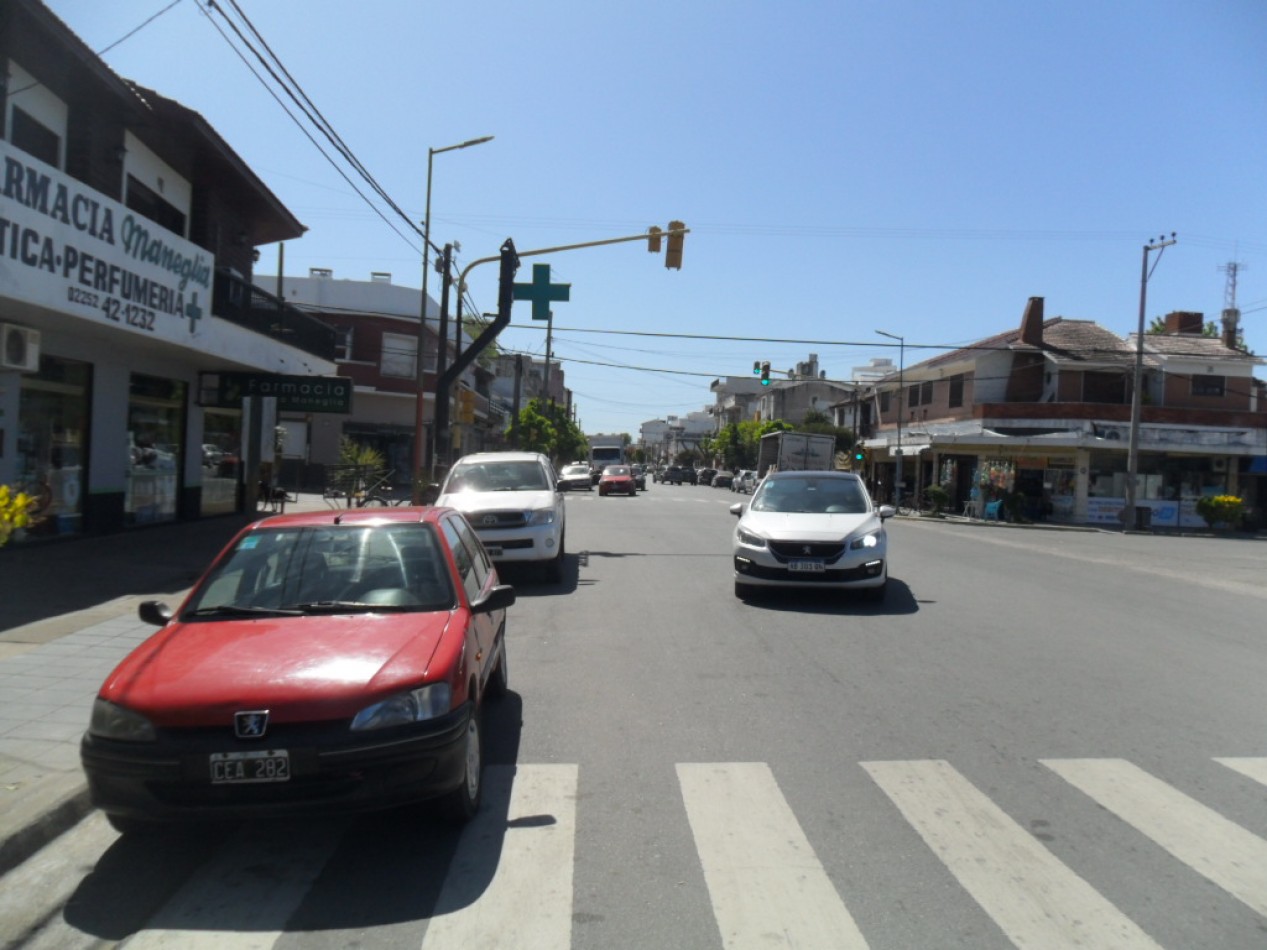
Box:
(756, 431), (837, 478)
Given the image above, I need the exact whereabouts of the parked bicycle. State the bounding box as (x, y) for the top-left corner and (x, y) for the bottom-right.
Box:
(323, 469), (408, 508)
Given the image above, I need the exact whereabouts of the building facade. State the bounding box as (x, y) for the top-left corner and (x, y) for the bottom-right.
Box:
(0, 0), (336, 540)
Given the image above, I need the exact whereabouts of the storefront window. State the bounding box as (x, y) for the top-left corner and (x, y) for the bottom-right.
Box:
(15, 357), (90, 538)
(126, 374), (185, 526)
(200, 409), (242, 515)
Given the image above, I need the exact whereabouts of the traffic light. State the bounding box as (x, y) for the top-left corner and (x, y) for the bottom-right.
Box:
(752, 360), (761, 376)
(853, 446), (867, 469)
(760, 361), (771, 385)
(664, 220), (685, 270)
(647, 226), (662, 253)
(457, 389), (476, 423)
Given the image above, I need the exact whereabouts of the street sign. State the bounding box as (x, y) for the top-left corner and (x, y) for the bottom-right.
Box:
(198, 372), (353, 413)
(512, 263), (570, 321)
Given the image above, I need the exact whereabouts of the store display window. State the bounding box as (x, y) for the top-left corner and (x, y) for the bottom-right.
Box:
(200, 409), (242, 515)
(15, 356), (90, 538)
(126, 374), (186, 526)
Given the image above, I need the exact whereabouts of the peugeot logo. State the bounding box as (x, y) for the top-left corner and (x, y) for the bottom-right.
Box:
(235, 710), (270, 739)
(802, 545), (812, 555)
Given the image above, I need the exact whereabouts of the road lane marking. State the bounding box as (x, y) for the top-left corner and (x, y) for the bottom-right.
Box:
(677, 762), (868, 949)
(1043, 758), (1267, 918)
(1214, 756), (1267, 787)
(124, 822), (345, 949)
(422, 764), (577, 949)
(864, 759), (1160, 949)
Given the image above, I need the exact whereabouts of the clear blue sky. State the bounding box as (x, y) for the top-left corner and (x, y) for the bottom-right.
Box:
(48, 0), (1267, 436)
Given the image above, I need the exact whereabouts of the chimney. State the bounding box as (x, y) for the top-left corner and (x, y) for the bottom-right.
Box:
(1163, 311), (1204, 334)
(1221, 308), (1240, 349)
(1019, 297), (1044, 346)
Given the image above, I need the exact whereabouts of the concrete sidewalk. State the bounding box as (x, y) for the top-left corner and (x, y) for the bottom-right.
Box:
(0, 492), (333, 875)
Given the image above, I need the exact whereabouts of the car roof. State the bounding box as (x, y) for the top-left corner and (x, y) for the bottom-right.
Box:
(454, 451), (547, 464)
(251, 506), (452, 529)
(764, 470), (860, 482)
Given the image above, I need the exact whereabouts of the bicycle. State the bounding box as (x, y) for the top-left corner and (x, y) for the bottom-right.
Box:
(323, 472), (409, 508)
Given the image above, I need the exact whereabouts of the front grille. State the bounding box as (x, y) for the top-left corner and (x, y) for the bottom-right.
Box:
(768, 541), (846, 563)
(470, 510), (529, 529)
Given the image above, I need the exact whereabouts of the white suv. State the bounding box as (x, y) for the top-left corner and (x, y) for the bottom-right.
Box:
(436, 452), (566, 582)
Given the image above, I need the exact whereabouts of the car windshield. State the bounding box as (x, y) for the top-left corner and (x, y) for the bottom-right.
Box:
(445, 460), (549, 492)
(604, 466), (631, 476)
(751, 476), (869, 514)
(182, 523), (455, 617)
(563, 465), (589, 476)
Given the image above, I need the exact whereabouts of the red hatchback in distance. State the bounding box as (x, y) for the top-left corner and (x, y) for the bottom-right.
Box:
(80, 506), (513, 834)
(598, 464), (637, 496)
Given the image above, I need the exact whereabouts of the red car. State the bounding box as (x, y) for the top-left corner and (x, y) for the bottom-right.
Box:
(80, 506), (513, 834)
(598, 464), (637, 496)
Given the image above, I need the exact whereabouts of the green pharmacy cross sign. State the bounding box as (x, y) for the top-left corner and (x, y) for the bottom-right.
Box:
(513, 263), (570, 321)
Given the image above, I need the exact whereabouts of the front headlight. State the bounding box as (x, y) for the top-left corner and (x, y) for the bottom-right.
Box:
(350, 683), (452, 731)
(89, 698), (157, 742)
(736, 527), (767, 548)
(850, 529), (884, 550)
(528, 507), (558, 525)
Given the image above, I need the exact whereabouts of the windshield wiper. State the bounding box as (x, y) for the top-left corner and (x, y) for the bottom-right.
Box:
(285, 600), (416, 614)
(186, 604), (305, 618)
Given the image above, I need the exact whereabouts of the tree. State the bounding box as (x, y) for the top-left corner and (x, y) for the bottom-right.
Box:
(508, 398), (586, 464)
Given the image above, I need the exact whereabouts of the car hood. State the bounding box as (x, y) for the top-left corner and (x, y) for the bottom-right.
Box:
(98, 612), (453, 726)
(739, 509), (882, 541)
(437, 489), (558, 514)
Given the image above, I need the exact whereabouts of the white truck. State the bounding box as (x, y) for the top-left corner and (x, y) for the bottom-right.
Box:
(756, 431), (837, 478)
(587, 435), (626, 482)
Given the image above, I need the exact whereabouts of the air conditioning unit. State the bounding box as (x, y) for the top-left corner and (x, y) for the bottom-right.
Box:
(1211, 457), (1228, 472)
(0, 324), (40, 372)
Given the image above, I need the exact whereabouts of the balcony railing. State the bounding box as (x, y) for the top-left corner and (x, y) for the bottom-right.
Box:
(213, 270), (337, 361)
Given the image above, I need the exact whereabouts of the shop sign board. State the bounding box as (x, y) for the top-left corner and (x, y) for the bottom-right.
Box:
(0, 140), (214, 346)
(199, 372), (352, 413)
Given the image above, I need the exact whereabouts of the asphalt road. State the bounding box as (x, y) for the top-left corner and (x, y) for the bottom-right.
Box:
(5, 484), (1266, 949)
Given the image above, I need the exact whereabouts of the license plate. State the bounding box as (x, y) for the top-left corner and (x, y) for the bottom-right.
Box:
(210, 749), (290, 784)
(788, 559), (825, 573)
(484, 546), (504, 557)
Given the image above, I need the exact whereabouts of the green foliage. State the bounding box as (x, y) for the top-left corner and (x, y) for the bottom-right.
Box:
(923, 484), (950, 515)
(1195, 494), (1244, 529)
(339, 437), (386, 470)
(508, 398), (587, 464)
(0, 485), (34, 547)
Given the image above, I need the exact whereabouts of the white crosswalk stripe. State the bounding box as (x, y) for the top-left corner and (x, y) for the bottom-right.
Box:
(1043, 758), (1267, 918)
(678, 762), (868, 949)
(863, 759), (1161, 949)
(1214, 755), (1267, 787)
(422, 764), (579, 949)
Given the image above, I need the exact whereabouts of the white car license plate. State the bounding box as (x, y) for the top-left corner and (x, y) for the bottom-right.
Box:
(788, 559), (825, 573)
(210, 749), (290, 784)
(484, 545), (504, 557)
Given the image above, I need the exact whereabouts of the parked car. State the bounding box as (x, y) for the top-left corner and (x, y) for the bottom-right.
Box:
(630, 464), (648, 491)
(599, 464), (638, 496)
(733, 470), (757, 494)
(712, 471), (734, 489)
(80, 506), (514, 834)
(558, 462), (594, 491)
(730, 470), (894, 601)
(663, 465), (685, 485)
(436, 452), (566, 582)
(697, 468), (718, 487)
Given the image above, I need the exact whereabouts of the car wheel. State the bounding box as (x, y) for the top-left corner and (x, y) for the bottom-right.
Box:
(106, 814), (159, 836)
(544, 535), (565, 583)
(441, 707), (483, 823)
(860, 578), (888, 602)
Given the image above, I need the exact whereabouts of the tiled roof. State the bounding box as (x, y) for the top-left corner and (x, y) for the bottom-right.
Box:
(912, 317), (1135, 374)
(1135, 333), (1264, 364)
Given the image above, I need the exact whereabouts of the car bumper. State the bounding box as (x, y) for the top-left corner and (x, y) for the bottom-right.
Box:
(80, 703), (474, 823)
(733, 553), (887, 588)
(469, 523), (562, 563)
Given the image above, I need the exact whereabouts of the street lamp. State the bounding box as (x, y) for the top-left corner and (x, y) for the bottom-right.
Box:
(876, 330), (905, 508)
(1124, 232), (1176, 529)
(412, 135), (494, 501)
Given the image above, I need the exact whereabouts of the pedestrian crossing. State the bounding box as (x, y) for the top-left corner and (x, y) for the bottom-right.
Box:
(22, 757), (1267, 948)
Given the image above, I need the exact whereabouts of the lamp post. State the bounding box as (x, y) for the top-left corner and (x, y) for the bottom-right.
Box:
(411, 135), (493, 502)
(876, 330), (905, 508)
(1124, 232), (1176, 529)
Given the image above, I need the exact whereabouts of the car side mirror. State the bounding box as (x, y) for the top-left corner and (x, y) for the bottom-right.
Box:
(729, 502), (745, 517)
(877, 505), (896, 520)
(138, 600), (173, 626)
(473, 584), (516, 614)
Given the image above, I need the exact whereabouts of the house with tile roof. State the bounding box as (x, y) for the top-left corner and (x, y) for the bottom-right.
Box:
(833, 298), (1266, 528)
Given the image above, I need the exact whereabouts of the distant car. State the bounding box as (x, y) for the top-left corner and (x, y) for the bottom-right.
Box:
(599, 464), (637, 496)
(80, 506), (514, 834)
(436, 452), (566, 582)
(711, 471), (734, 489)
(697, 468), (718, 487)
(730, 470), (894, 601)
(733, 470), (757, 494)
(630, 464), (647, 491)
(558, 463), (594, 492)
(663, 466), (696, 485)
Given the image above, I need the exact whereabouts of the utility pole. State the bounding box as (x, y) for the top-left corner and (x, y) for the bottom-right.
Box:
(1124, 232), (1177, 529)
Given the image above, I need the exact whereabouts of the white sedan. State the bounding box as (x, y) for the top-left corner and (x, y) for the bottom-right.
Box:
(730, 470), (894, 601)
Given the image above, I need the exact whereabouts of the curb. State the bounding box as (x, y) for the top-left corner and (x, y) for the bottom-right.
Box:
(0, 773), (92, 877)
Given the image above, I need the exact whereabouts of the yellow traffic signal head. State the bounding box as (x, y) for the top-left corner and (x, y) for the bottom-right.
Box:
(665, 220), (685, 270)
(648, 226), (662, 253)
